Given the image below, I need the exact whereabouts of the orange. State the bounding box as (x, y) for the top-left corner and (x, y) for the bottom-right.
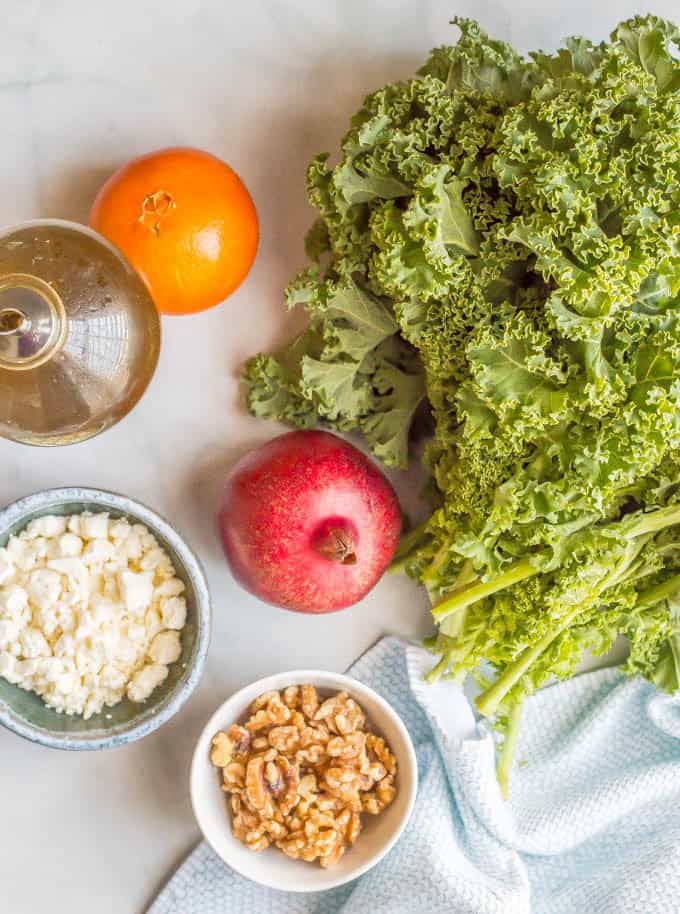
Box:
(90, 147), (258, 315)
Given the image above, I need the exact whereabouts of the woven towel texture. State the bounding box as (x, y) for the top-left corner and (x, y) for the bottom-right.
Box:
(149, 637), (680, 914)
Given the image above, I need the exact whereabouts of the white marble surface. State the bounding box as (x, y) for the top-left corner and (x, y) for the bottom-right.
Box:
(0, 1), (676, 911)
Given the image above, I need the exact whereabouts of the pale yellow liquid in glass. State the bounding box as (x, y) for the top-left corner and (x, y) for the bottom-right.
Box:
(0, 221), (160, 446)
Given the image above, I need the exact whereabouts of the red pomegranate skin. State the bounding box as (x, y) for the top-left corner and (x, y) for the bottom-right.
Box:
(218, 430), (402, 613)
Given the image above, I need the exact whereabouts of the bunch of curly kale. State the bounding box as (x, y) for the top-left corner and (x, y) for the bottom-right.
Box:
(245, 16), (680, 793)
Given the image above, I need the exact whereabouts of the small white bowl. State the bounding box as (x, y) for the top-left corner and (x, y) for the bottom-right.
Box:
(191, 669), (417, 893)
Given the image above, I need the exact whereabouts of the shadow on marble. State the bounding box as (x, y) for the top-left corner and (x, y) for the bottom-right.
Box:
(40, 163), (118, 224)
(226, 51), (423, 362)
(180, 440), (270, 562)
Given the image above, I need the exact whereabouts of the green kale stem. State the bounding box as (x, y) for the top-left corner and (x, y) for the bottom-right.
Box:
(425, 652), (451, 683)
(422, 541), (451, 582)
(475, 538), (654, 718)
(627, 504), (680, 538)
(388, 554), (413, 575)
(432, 504), (680, 624)
(637, 572), (680, 609)
(475, 604), (583, 718)
(431, 558), (538, 621)
(428, 506), (680, 740)
(496, 698), (523, 801)
(446, 666), (468, 686)
(476, 534), (680, 719)
(389, 521), (431, 574)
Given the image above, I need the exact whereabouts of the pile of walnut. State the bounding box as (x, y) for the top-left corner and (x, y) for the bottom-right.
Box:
(210, 684), (397, 868)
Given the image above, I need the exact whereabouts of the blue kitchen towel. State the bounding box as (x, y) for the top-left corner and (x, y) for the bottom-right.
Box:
(149, 637), (680, 914)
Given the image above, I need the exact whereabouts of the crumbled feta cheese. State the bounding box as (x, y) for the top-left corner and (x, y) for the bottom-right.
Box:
(140, 547), (174, 576)
(74, 611), (97, 641)
(1, 584), (29, 619)
(7, 537), (38, 572)
(119, 570), (154, 616)
(156, 578), (185, 599)
(75, 649), (100, 675)
(144, 607), (164, 640)
(5, 538), (25, 565)
(26, 515), (67, 539)
(102, 575), (119, 600)
(127, 663), (169, 703)
(16, 658), (39, 679)
(31, 537), (50, 560)
(36, 656), (63, 684)
(0, 512), (187, 718)
(161, 596), (187, 630)
(149, 630), (182, 665)
(58, 533), (83, 557)
(67, 515), (81, 535)
(55, 604), (76, 633)
(115, 638), (138, 667)
(101, 664), (126, 691)
(0, 548), (15, 585)
(19, 627), (50, 659)
(109, 519), (131, 541)
(27, 569), (62, 609)
(134, 524), (157, 548)
(90, 596), (116, 624)
(35, 605), (60, 638)
(0, 619), (19, 649)
(83, 538), (115, 565)
(47, 558), (89, 598)
(80, 513), (109, 540)
(54, 667), (76, 694)
(54, 633), (76, 658)
(94, 626), (119, 663)
(127, 622), (147, 644)
(0, 651), (20, 683)
(119, 532), (143, 562)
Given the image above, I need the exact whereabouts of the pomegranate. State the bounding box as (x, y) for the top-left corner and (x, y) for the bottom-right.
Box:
(218, 430), (402, 613)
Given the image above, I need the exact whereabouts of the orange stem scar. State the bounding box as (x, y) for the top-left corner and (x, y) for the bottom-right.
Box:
(139, 189), (176, 236)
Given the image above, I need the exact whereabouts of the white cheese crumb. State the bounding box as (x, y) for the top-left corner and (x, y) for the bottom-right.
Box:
(83, 538), (115, 564)
(27, 569), (61, 609)
(109, 519), (131, 540)
(58, 533), (83, 557)
(119, 570), (154, 616)
(67, 515), (81, 535)
(0, 512), (187, 718)
(2, 585), (29, 620)
(26, 515), (67, 539)
(0, 548), (15, 586)
(80, 513), (109, 540)
(0, 619), (19, 649)
(144, 607), (164, 640)
(161, 596), (187, 630)
(127, 662), (169, 703)
(156, 578), (185, 599)
(149, 630), (182, 665)
(19, 627), (50, 659)
(0, 651), (20, 683)
(7, 537), (36, 571)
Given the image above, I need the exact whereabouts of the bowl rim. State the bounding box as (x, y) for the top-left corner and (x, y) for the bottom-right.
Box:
(0, 486), (211, 750)
(190, 668), (418, 893)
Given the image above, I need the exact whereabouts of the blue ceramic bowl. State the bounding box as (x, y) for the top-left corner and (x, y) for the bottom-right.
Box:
(0, 487), (211, 749)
